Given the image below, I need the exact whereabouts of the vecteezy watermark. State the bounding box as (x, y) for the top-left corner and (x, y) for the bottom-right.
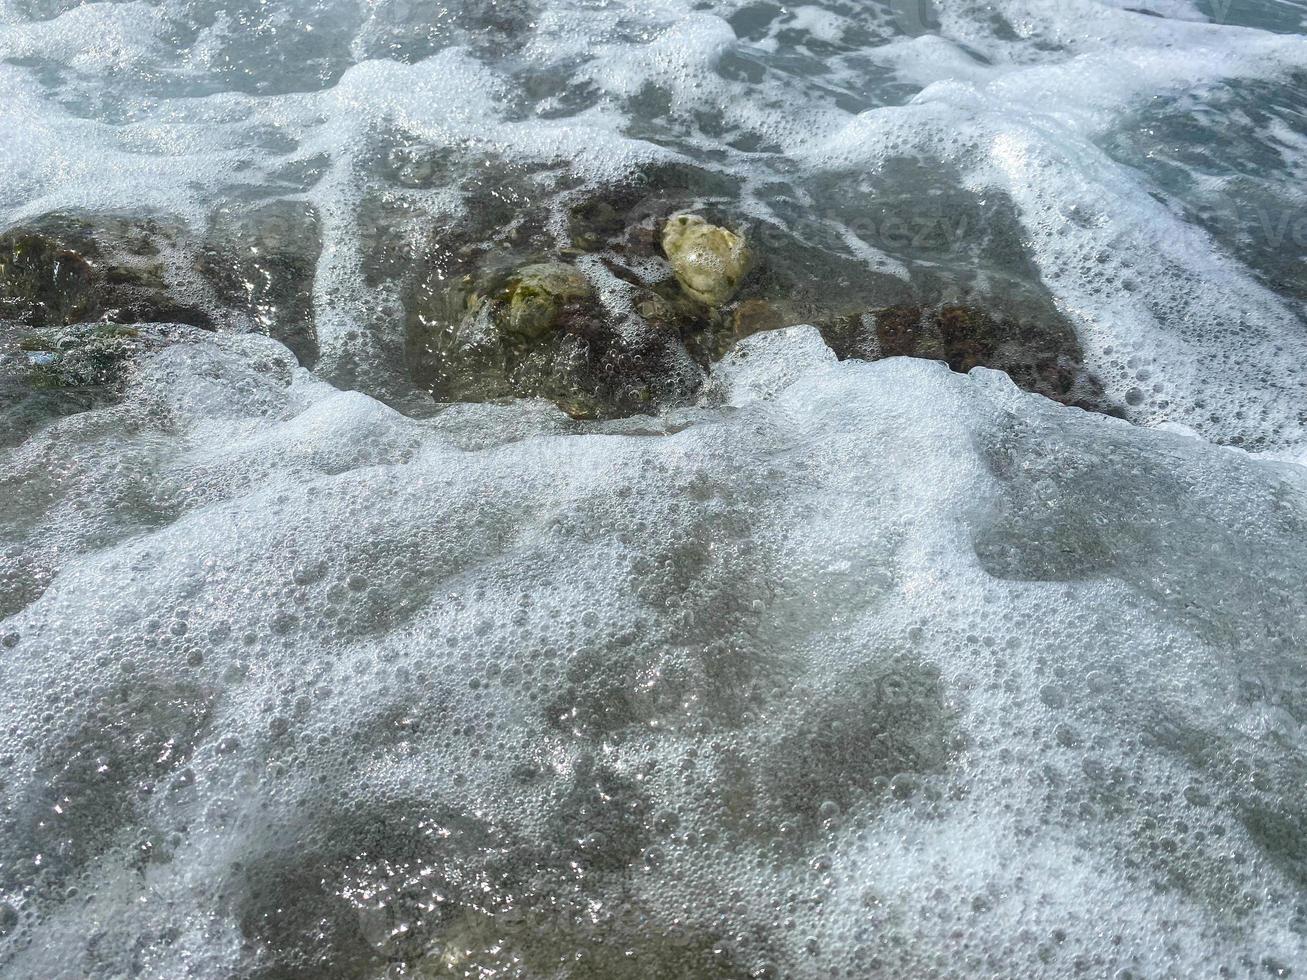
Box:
(745, 211), (975, 254)
(889, 0), (940, 36)
(1176, 197), (1307, 252)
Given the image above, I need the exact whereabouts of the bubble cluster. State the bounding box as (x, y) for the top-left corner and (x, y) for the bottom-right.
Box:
(1, 328), (1305, 976)
(2, 0), (1306, 974)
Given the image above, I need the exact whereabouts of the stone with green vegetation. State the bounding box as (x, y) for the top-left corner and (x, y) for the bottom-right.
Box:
(0, 215), (212, 330)
(0, 321), (194, 448)
(660, 212), (753, 307)
(398, 165), (1112, 420)
(19, 322), (142, 390)
(502, 261), (594, 341)
(405, 252), (695, 420)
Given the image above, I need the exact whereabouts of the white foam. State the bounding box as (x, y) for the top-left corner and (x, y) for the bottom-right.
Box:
(805, 17), (1307, 448)
(3, 2), (1307, 971)
(3, 329), (1307, 976)
(2, 0), (1300, 449)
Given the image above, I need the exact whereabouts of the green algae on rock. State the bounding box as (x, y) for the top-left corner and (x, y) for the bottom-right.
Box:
(397, 171), (1108, 421)
(406, 254), (696, 420)
(502, 261), (594, 341)
(0, 216), (213, 330)
(19, 323), (143, 390)
(0, 321), (197, 450)
(661, 212), (753, 307)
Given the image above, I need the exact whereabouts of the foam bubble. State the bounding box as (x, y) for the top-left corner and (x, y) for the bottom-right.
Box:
(3, 1), (1307, 973)
(3, 328), (1307, 976)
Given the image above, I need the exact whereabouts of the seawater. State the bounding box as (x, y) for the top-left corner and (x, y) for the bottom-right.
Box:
(1, 0), (1307, 977)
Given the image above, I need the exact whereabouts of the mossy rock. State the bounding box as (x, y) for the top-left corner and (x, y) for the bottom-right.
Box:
(22, 323), (143, 390)
(0, 215), (212, 330)
(0, 321), (190, 449)
(502, 262), (594, 341)
(406, 254), (696, 419)
(661, 213), (753, 307)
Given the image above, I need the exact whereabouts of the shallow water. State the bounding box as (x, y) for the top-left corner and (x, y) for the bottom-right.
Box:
(2, 0), (1307, 977)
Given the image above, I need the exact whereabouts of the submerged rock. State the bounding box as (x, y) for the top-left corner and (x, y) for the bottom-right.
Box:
(0, 206), (323, 368)
(410, 906), (754, 979)
(0, 215), (212, 330)
(18, 322), (143, 390)
(406, 254), (695, 419)
(820, 303), (1108, 411)
(0, 321), (193, 448)
(732, 298), (789, 339)
(0, 231), (98, 327)
(196, 200), (322, 366)
(399, 166), (1108, 420)
(566, 196), (627, 253)
(564, 161), (745, 259)
(502, 261), (594, 341)
(661, 212), (753, 307)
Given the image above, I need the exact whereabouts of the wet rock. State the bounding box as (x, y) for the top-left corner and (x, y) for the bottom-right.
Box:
(236, 791), (763, 980)
(1, 322), (127, 449)
(0, 231), (98, 327)
(18, 322), (143, 389)
(712, 655), (959, 848)
(630, 287), (686, 333)
(0, 321), (192, 449)
(661, 212), (753, 307)
(732, 298), (788, 339)
(819, 303), (1107, 410)
(403, 163), (1102, 418)
(414, 906), (755, 979)
(350, 0), (533, 65)
(406, 170), (1107, 417)
(672, 295), (812, 367)
(196, 200), (322, 366)
(237, 803), (526, 979)
(674, 296), (802, 366)
(0, 206), (323, 367)
(567, 196), (627, 253)
(0, 678), (213, 900)
(398, 163), (760, 414)
(406, 253), (695, 419)
(563, 161), (744, 259)
(0, 215), (212, 330)
(502, 261), (593, 341)
(545, 758), (651, 873)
